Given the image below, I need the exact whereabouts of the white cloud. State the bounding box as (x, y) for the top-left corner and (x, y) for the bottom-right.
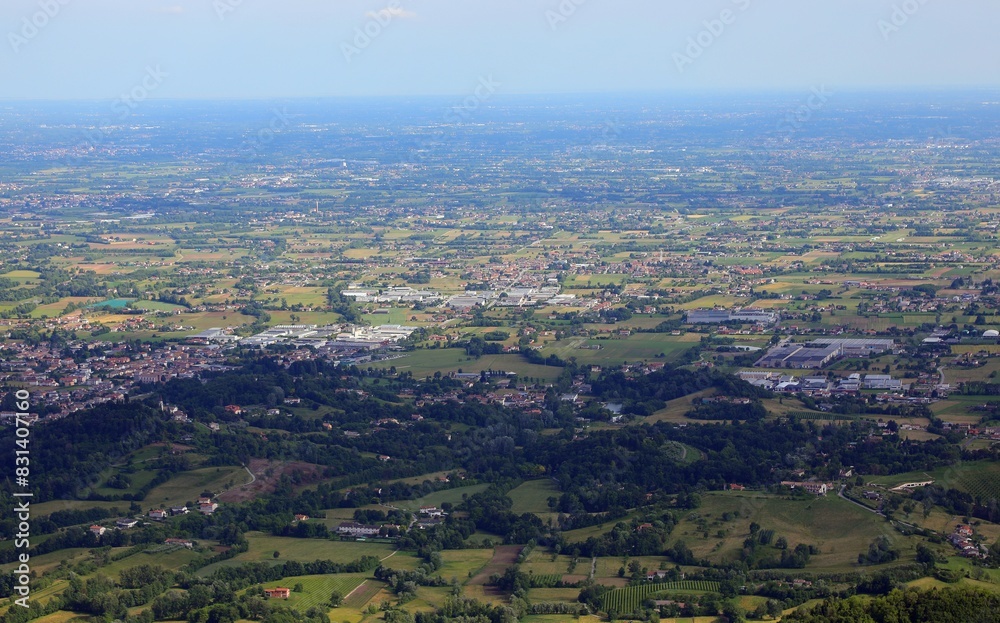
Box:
(365, 6), (416, 20)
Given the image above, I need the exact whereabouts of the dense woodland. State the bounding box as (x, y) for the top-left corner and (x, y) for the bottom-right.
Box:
(4, 357), (1000, 623)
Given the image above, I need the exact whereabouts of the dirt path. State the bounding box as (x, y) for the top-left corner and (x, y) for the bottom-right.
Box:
(468, 545), (523, 586)
(343, 580), (369, 602)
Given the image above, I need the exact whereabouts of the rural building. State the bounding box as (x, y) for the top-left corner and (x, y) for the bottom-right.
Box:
(756, 339), (894, 369)
(863, 374), (903, 390)
(686, 308), (777, 325)
(336, 522), (380, 538)
(264, 588), (291, 599)
(781, 481), (828, 495)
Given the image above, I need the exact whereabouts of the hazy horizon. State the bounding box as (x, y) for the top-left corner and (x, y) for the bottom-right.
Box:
(2, 0), (998, 101)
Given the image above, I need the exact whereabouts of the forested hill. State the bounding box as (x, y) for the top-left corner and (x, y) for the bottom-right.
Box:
(2, 401), (166, 501)
(784, 588), (1000, 622)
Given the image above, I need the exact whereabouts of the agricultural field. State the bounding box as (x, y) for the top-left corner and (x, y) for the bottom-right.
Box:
(235, 534), (400, 565)
(538, 333), (700, 366)
(259, 574), (369, 612)
(671, 491), (900, 571)
(601, 581), (722, 614)
(391, 483), (491, 513)
(142, 466), (251, 510)
(867, 461), (1000, 501)
(508, 479), (560, 518)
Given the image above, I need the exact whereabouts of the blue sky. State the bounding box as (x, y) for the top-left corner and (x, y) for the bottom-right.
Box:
(1, 0), (998, 100)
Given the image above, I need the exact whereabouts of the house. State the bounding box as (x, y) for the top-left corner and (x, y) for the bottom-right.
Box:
(728, 484), (746, 491)
(419, 506), (444, 518)
(377, 455), (391, 461)
(264, 588), (291, 599)
(170, 506), (189, 515)
(294, 514), (310, 522)
(336, 522), (381, 538)
(224, 405), (242, 415)
(199, 500), (219, 515)
(781, 481), (828, 495)
(416, 517), (444, 530)
(164, 538), (194, 549)
(149, 509), (168, 519)
(90, 525), (106, 537)
(116, 518), (140, 529)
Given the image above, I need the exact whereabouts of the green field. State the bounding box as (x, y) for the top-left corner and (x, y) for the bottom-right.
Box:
(539, 333), (700, 366)
(260, 573), (368, 612)
(672, 491), (900, 571)
(508, 479), (560, 515)
(370, 349), (564, 381)
(436, 549), (495, 581)
(236, 533), (399, 565)
(867, 461), (1000, 500)
(602, 581), (721, 613)
(142, 466), (250, 510)
(392, 483), (491, 513)
(85, 545), (206, 580)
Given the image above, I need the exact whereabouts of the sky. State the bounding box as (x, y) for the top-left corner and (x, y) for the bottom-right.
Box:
(1, 0), (998, 100)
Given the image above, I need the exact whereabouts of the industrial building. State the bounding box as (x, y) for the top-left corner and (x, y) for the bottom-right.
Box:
(755, 338), (894, 370)
(686, 308), (778, 325)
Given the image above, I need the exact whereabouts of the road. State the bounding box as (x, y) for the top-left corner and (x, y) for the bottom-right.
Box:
(242, 464), (256, 485)
(838, 485), (883, 516)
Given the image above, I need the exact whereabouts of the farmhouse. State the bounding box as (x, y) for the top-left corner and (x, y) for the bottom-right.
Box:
(781, 481), (828, 495)
(198, 498), (219, 515)
(263, 588), (291, 599)
(149, 509), (167, 519)
(336, 522), (380, 538)
(419, 506), (445, 518)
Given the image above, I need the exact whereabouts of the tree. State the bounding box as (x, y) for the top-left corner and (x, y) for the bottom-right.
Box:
(329, 590), (344, 607)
